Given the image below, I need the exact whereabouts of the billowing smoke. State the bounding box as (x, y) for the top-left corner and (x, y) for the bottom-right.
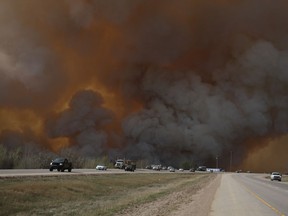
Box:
(123, 41), (288, 166)
(0, 0), (288, 171)
(46, 90), (114, 157)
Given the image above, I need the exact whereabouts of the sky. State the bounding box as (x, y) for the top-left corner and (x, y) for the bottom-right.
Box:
(0, 0), (288, 171)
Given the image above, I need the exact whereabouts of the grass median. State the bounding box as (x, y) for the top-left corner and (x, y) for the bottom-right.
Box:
(0, 172), (213, 216)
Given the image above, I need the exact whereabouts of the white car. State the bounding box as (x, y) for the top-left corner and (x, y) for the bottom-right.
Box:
(169, 167), (175, 172)
(270, 172), (282, 181)
(96, 165), (107, 170)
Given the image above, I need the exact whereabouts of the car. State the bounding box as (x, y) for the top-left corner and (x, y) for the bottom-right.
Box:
(271, 172), (282, 181)
(189, 168), (195, 172)
(49, 158), (72, 172)
(96, 165), (107, 170)
(169, 167), (175, 172)
(152, 165), (161, 171)
(197, 166), (207, 171)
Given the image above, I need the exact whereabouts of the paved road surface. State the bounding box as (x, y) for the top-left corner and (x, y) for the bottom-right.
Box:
(0, 168), (176, 177)
(210, 173), (288, 216)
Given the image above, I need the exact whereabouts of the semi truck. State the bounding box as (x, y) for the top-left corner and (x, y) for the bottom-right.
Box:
(115, 159), (136, 171)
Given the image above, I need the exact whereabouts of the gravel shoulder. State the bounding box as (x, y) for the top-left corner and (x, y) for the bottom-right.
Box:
(119, 173), (221, 216)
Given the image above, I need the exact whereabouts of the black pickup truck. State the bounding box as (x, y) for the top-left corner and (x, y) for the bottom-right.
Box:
(49, 158), (73, 172)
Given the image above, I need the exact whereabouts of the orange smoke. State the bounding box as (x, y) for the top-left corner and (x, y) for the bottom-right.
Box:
(242, 135), (288, 173)
(0, 109), (42, 133)
(0, 1), (288, 169)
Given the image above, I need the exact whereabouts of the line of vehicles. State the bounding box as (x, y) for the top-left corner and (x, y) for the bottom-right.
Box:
(48, 158), (284, 182)
(48, 158), (136, 172)
(48, 158), (214, 173)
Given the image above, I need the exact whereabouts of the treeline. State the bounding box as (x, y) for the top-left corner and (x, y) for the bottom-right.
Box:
(0, 144), (113, 169)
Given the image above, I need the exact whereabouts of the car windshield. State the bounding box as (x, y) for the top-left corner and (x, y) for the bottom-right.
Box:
(53, 158), (65, 163)
(272, 172), (280, 175)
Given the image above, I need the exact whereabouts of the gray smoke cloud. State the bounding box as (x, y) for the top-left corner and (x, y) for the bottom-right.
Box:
(0, 0), (288, 169)
(122, 40), (288, 165)
(0, 1), (64, 110)
(46, 90), (114, 157)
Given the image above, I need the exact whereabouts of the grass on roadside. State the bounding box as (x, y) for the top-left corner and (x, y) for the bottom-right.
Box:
(0, 173), (212, 216)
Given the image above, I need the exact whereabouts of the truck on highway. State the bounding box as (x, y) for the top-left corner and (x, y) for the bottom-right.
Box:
(124, 160), (136, 172)
(115, 159), (136, 171)
(49, 158), (73, 172)
(115, 159), (125, 169)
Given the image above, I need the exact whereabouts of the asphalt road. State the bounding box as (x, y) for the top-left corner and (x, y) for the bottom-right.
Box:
(0, 168), (176, 177)
(210, 173), (288, 216)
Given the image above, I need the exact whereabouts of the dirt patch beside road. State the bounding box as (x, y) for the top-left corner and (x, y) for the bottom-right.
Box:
(119, 173), (221, 216)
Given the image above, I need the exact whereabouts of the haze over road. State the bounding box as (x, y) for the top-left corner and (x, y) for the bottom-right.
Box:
(210, 173), (288, 216)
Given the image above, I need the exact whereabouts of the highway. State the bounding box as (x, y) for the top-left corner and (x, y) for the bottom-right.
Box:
(1, 169), (287, 216)
(0, 168), (171, 177)
(210, 173), (288, 216)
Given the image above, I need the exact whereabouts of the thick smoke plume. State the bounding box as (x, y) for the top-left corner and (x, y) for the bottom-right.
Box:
(0, 0), (288, 171)
(46, 90), (114, 157)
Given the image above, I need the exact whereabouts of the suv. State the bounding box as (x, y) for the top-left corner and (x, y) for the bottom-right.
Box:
(49, 158), (72, 172)
(270, 172), (282, 181)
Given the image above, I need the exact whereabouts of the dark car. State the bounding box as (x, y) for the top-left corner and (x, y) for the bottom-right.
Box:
(49, 158), (72, 172)
(197, 166), (207, 171)
(125, 164), (136, 172)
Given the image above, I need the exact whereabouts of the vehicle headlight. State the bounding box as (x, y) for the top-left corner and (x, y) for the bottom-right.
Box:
(50, 162), (52, 165)
(60, 163), (63, 165)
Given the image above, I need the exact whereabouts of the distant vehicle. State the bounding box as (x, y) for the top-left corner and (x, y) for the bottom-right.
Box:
(179, 168), (184, 172)
(124, 160), (136, 172)
(169, 167), (175, 172)
(115, 159), (125, 169)
(206, 168), (221, 172)
(189, 168), (195, 172)
(49, 158), (72, 172)
(197, 166), (207, 171)
(96, 165), (107, 170)
(152, 165), (161, 171)
(125, 165), (135, 172)
(115, 159), (136, 171)
(271, 172), (282, 181)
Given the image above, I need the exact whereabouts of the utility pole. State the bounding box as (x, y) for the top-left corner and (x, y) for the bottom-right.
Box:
(230, 151), (233, 172)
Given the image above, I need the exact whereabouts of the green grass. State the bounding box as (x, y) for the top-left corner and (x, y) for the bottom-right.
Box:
(0, 173), (213, 216)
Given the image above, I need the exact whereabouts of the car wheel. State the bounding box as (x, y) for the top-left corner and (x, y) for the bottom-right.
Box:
(68, 168), (71, 172)
(49, 168), (53, 172)
(61, 169), (64, 172)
